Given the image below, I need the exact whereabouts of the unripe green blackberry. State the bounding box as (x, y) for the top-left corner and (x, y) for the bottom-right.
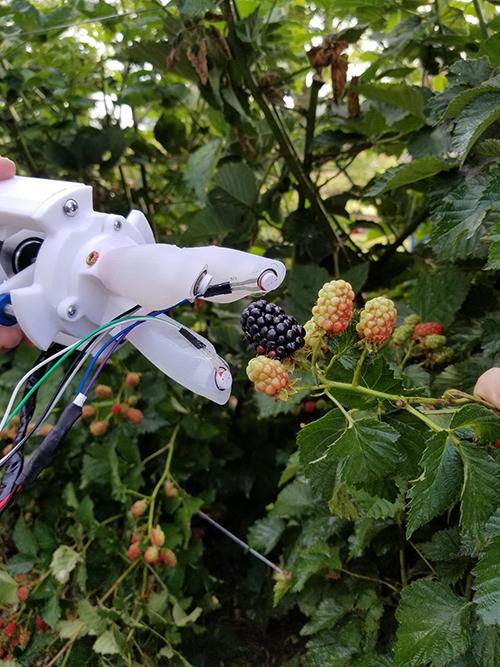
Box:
(423, 334), (446, 350)
(303, 318), (325, 348)
(241, 300), (305, 359)
(246, 356), (291, 398)
(312, 280), (355, 334)
(356, 296), (397, 346)
(403, 314), (420, 327)
(392, 323), (414, 345)
(433, 347), (454, 364)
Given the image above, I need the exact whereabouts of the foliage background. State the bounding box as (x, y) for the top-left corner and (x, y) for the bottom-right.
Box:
(0, 0), (499, 665)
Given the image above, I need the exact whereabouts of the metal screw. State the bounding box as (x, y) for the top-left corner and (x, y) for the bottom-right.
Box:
(86, 250), (100, 266)
(63, 199), (79, 217)
(67, 305), (78, 318)
(114, 219), (122, 231)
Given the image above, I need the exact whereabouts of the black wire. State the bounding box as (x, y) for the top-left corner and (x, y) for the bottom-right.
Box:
(0, 304), (140, 471)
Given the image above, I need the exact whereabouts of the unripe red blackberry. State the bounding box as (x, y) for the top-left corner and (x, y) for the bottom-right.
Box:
(144, 546), (159, 564)
(130, 499), (147, 518)
(125, 372), (141, 388)
(356, 296), (397, 346)
(414, 322), (443, 338)
(111, 404), (122, 416)
(312, 280), (355, 334)
(241, 300), (305, 359)
(81, 404), (96, 420)
(247, 356), (291, 397)
(150, 525), (165, 547)
(17, 585), (28, 602)
(95, 384), (113, 399)
(126, 408), (144, 424)
(127, 543), (141, 561)
(89, 420), (109, 437)
(303, 318), (325, 348)
(161, 548), (177, 567)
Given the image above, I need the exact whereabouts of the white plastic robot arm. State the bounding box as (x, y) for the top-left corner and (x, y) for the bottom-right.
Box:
(0, 175), (286, 404)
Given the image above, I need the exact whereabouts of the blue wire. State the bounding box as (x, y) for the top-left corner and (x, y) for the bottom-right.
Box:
(75, 297), (193, 396)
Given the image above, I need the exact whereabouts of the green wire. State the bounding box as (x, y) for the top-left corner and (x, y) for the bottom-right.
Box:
(2, 314), (163, 430)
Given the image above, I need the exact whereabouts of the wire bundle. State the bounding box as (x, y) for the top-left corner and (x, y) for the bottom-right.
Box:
(0, 298), (194, 513)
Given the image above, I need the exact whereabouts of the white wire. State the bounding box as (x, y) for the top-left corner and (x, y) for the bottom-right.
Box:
(0, 332), (109, 469)
(0, 315), (180, 434)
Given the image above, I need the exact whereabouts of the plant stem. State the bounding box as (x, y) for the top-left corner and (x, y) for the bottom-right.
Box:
(341, 568), (399, 593)
(405, 403), (445, 432)
(325, 389), (353, 427)
(147, 425), (179, 535)
(464, 572), (474, 601)
(352, 347), (367, 387)
(303, 77), (323, 174)
(399, 547), (408, 587)
(319, 379), (440, 406)
(99, 560), (139, 604)
(472, 0), (488, 40)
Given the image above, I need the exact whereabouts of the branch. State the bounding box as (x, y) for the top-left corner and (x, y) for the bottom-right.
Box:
(223, 0), (366, 263)
(377, 209), (428, 263)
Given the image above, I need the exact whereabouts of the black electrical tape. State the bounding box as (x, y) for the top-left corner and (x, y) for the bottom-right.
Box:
(16, 402), (82, 487)
(203, 282), (232, 298)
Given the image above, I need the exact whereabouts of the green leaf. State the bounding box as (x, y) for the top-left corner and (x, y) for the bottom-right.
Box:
(360, 82), (425, 118)
(56, 619), (88, 639)
(298, 410), (347, 497)
(457, 442), (500, 538)
(212, 162), (257, 209)
(450, 405), (500, 443)
(184, 139), (222, 200)
(451, 93), (500, 164)
(50, 545), (80, 584)
(321, 412), (401, 484)
(407, 433), (462, 538)
(472, 620), (500, 667)
(42, 594), (61, 628)
(13, 517), (38, 557)
(442, 84), (500, 120)
(487, 222), (500, 271)
(366, 157), (453, 196)
(77, 600), (107, 636)
(0, 570), (18, 606)
(93, 628), (121, 655)
(248, 516), (286, 554)
(291, 544), (341, 592)
(410, 267), (470, 327)
(394, 580), (471, 667)
(430, 174), (500, 261)
(282, 263), (330, 323)
(300, 598), (346, 636)
(271, 479), (315, 519)
(473, 535), (500, 625)
(181, 206), (238, 244)
(418, 528), (462, 562)
(6, 554), (35, 575)
(172, 602), (203, 627)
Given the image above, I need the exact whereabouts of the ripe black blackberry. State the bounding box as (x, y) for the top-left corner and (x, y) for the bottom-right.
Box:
(241, 299), (306, 359)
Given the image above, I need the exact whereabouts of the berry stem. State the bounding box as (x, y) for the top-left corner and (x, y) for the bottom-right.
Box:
(352, 347), (367, 387)
(147, 425), (179, 537)
(404, 403), (445, 432)
(325, 390), (354, 427)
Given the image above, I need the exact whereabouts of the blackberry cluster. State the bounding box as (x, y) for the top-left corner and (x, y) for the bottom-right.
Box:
(241, 300), (305, 359)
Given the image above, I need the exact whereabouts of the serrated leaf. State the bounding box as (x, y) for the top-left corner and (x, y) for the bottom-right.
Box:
(360, 82), (425, 118)
(475, 138), (500, 157)
(184, 139), (222, 200)
(291, 544), (341, 592)
(457, 442), (500, 538)
(407, 433), (462, 538)
(473, 535), (500, 625)
(271, 479), (315, 519)
(172, 602), (202, 627)
(450, 405), (500, 443)
(410, 267), (470, 327)
(323, 412), (401, 484)
(212, 162), (257, 208)
(77, 599), (107, 636)
(56, 619), (88, 639)
(452, 93), (500, 164)
(487, 222), (500, 270)
(42, 594), (61, 628)
(300, 598), (346, 636)
(50, 545), (80, 584)
(6, 554), (35, 575)
(443, 85), (500, 120)
(0, 570), (18, 606)
(298, 410), (347, 497)
(430, 174), (500, 261)
(394, 580), (471, 667)
(472, 620), (500, 667)
(366, 157), (453, 196)
(418, 528), (462, 562)
(13, 517), (38, 557)
(248, 516), (286, 554)
(93, 628), (121, 655)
